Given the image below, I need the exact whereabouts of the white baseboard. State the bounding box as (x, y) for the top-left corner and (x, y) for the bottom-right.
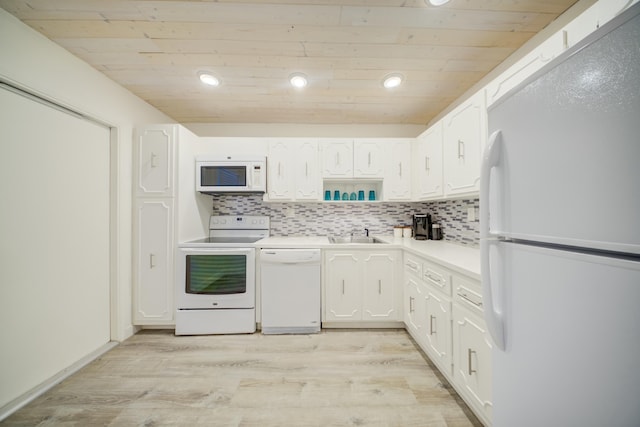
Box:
(0, 341), (118, 422)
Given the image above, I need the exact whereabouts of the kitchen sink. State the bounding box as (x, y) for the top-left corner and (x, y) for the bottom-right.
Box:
(328, 236), (387, 244)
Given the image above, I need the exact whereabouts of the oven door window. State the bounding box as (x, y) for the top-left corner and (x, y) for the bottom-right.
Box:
(201, 166), (247, 187)
(185, 255), (247, 294)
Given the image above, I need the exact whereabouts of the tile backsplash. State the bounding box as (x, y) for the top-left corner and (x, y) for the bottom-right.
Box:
(210, 195), (479, 247)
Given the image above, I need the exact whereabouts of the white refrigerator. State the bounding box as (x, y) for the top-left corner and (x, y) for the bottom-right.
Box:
(481, 4), (640, 427)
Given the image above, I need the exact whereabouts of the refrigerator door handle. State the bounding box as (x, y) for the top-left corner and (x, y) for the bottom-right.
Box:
(480, 130), (502, 239)
(481, 130), (506, 351)
(481, 239), (505, 351)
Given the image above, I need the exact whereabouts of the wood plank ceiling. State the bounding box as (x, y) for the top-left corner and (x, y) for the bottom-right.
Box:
(0, 0), (579, 125)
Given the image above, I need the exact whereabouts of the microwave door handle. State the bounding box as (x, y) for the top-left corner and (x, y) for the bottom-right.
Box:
(246, 165), (252, 188)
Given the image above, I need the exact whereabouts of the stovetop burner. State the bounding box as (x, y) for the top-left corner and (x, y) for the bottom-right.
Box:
(179, 215), (270, 248)
(187, 236), (264, 244)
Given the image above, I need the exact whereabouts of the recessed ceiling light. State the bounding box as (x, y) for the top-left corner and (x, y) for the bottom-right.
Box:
(427, 0), (450, 5)
(198, 72), (220, 87)
(382, 73), (404, 89)
(289, 73), (308, 88)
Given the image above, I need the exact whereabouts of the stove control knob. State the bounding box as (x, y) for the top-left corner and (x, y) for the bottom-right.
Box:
(212, 219), (218, 224)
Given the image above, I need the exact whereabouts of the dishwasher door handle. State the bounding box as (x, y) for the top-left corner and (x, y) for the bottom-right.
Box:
(260, 249), (321, 265)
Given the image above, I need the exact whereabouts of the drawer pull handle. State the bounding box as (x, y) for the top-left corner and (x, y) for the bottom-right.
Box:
(457, 292), (483, 308)
(378, 279), (382, 294)
(149, 253), (156, 268)
(429, 315), (435, 335)
(342, 280), (345, 295)
(409, 296), (414, 313)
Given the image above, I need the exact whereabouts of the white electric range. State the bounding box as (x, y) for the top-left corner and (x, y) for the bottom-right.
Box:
(175, 215), (269, 335)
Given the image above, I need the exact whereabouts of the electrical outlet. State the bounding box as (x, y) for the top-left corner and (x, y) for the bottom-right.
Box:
(467, 206), (476, 222)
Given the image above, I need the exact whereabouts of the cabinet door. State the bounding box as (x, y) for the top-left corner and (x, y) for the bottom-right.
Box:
(324, 252), (361, 321)
(443, 93), (484, 197)
(354, 139), (384, 178)
(362, 252), (397, 320)
(452, 304), (493, 422)
(405, 276), (426, 347)
(294, 140), (320, 200)
(267, 140), (295, 200)
(414, 123), (443, 200)
(384, 139), (412, 201)
(320, 139), (353, 177)
(424, 290), (452, 375)
(133, 199), (174, 324)
(135, 125), (175, 197)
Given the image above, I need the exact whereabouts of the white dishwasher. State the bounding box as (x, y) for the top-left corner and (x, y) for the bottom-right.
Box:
(260, 249), (321, 334)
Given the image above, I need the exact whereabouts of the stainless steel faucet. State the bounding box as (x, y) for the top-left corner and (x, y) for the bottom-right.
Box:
(364, 228), (369, 237)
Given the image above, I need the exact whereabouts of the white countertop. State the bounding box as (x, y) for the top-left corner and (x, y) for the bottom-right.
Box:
(255, 235), (480, 280)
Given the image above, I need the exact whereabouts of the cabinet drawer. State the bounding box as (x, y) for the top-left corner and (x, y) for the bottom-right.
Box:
(453, 274), (483, 316)
(404, 254), (423, 278)
(423, 261), (451, 296)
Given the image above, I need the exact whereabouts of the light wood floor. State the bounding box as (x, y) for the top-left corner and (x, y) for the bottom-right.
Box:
(2, 329), (482, 426)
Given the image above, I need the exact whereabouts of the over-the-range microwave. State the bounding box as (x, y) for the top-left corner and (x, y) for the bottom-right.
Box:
(196, 155), (266, 193)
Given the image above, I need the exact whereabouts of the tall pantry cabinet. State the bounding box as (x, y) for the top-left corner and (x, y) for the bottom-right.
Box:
(133, 125), (177, 325)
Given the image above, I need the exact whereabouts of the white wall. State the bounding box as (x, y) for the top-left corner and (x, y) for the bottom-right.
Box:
(0, 8), (172, 410)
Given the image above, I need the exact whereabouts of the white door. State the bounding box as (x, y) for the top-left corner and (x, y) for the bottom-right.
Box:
(135, 126), (175, 197)
(362, 252), (396, 320)
(320, 139), (353, 177)
(489, 241), (640, 427)
(443, 93), (483, 197)
(295, 140), (320, 200)
(134, 199), (174, 323)
(414, 123), (443, 200)
(324, 252), (361, 321)
(354, 139), (384, 177)
(267, 140), (295, 200)
(384, 139), (412, 201)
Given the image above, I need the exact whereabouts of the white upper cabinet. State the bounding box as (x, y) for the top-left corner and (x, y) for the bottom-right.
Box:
(135, 125), (176, 197)
(443, 92), (485, 197)
(413, 123), (443, 200)
(294, 140), (321, 200)
(267, 139), (320, 201)
(383, 139), (412, 201)
(485, 31), (564, 107)
(267, 140), (295, 200)
(353, 139), (385, 178)
(320, 139), (353, 178)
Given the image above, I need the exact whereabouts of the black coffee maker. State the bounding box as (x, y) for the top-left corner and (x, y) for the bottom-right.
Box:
(412, 214), (432, 240)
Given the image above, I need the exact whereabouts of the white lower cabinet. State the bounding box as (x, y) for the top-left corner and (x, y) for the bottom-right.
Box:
(404, 275), (426, 346)
(424, 289), (452, 375)
(324, 252), (361, 320)
(452, 303), (493, 425)
(133, 199), (175, 324)
(403, 252), (492, 426)
(324, 249), (401, 323)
